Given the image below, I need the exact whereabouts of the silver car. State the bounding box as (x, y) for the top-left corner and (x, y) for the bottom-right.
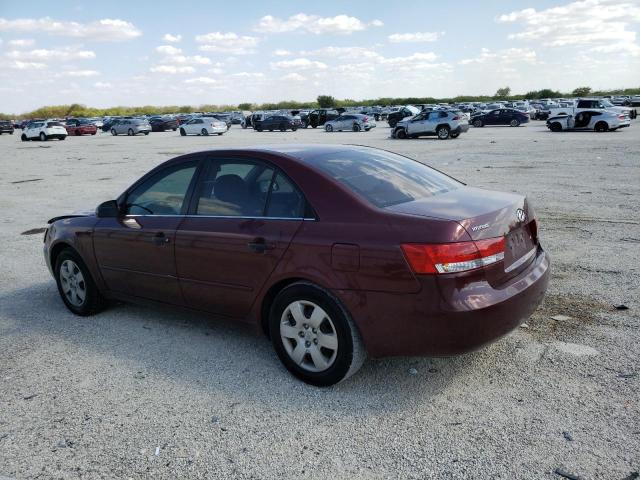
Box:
(546, 110), (631, 132)
(392, 110), (470, 140)
(111, 118), (151, 136)
(324, 113), (376, 132)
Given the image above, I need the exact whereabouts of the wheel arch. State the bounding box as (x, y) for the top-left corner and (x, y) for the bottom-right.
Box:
(49, 241), (77, 270)
(260, 277), (309, 337)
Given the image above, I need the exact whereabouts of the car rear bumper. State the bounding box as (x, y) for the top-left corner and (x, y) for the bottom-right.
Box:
(336, 246), (550, 358)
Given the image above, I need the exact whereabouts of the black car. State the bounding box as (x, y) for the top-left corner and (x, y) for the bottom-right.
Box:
(0, 120), (15, 134)
(253, 115), (300, 132)
(387, 106), (421, 128)
(305, 109), (340, 128)
(149, 116), (178, 132)
(471, 108), (530, 127)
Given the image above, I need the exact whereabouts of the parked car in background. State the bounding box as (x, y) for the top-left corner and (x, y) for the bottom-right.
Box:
(324, 114), (375, 132)
(179, 117), (228, 136)
(210, 113), (232, 129)
(550, 98), (637, 119)
(471, 108), (530, 127)
(393, 110), (469, 139)
(305, 109), (340, 128)
(110, 119), (151, 136)
(87, 117), (104, 129)
(21, 121), (67, 141)
(65, 118), (98, 136)
(546, 111), (630, 132)
(0, 120), (15, 134)
(387, 105), (421, 128)
(254, 115), (300, 132)
(149, 116), (178, 132)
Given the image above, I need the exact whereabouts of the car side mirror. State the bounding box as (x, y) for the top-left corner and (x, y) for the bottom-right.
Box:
(96, 200), (120, 218)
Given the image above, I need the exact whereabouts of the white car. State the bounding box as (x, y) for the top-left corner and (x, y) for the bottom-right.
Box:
(546, 110), (630, 132)
(179, 117), (227, 136)
(21, 120), (67, 141)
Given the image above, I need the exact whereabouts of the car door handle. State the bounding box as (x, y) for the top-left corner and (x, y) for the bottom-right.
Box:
(247, 238), (275, 253)
(152, 232), (170, 246)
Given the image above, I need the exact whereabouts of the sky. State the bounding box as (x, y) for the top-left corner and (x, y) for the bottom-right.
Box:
(0, 0), (639, 113)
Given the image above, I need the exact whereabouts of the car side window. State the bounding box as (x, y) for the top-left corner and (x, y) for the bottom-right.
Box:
(195, 159), (274, 217)
(439, 111), (448, 118)
(125, 161), (198, 215)
(266, 173), (305, 218)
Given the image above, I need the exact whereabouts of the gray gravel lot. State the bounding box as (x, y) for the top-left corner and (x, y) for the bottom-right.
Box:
(1, 121), (639, 479)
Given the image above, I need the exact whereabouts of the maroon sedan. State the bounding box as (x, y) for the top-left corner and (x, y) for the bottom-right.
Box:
(65, 119), (97, 136)
(44, 145), (549, 386)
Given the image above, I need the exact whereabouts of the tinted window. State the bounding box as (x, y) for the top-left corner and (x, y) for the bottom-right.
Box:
(266, 173), (305, 218)
(195, 159), (274, 216)
(305, 149), (461, 208)
(126, 162), (197, 215)
(47, 122), (63, 127)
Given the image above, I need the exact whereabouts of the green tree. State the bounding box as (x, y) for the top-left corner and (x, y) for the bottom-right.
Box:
(572, 86), (592, 97)
(238, 102), (253, 111)
(317, 95), (336, 108)
(494, 87), (511, 98)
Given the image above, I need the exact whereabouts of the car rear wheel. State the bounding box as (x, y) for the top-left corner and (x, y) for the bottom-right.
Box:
(594, 121), (609, 132)
(352, 123), (361, 132)
(201, 128), (209, 136)
(111, 129), (117, 136)
(473, 119), (483, 127)
(127, 128), (134, 136)
(180, 128), (186, 136)
(437, 125), (450, 140)
(269, 282), (366, 387)
(55, 248), (107, 316)
(510, 119), (520, 127)
(325, 124), (333, 132)
(39, 132), (46, 141)
(549, 122), (562, 132)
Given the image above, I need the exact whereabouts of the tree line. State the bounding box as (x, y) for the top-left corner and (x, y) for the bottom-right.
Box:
(3, 86), (639, 119)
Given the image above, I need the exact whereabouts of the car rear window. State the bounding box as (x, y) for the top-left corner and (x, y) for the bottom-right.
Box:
(306, 149), (462, 208)
(47, 122), (63, 127)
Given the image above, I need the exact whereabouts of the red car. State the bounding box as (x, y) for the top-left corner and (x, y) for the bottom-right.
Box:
(44, 145), (550, 386)
(65, 119), (97, 136)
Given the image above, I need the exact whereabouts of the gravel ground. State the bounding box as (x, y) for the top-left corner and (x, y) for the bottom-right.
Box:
(0, 121), (638, 479)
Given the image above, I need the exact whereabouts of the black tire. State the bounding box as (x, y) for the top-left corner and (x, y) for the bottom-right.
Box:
(311, 124), (317, 129)
(217, 132), (224, 136)
(549, 122), (562, 132)
(325, 124), (333, 132)
(21, 133), (28, 141)
(510, 119), (520, 127)
(76, 130), (81, 136)
(39, 132), (47, 141)
(389, 120), (397, 128)
(269, 282), (366, 387)
(201, 128), (209, 136)
(395, 128), (407, 139)
(279, 123), (286, 132)
(256, 127), (263, 132)
(54, 248), (107, 316)
(594, 121), (608, 132)
(172, 128), (177, 131)
(450, 131), (460, 138)
(291, 126), (297, 132)
(473, 119), (483, 128)
(437, 125), (450, 140)
(180, 128), (186, 136)
(127, 128), (134, 136)
(352, 123), (361, 132)
(144, 131), (149, 135)
(111, 129), (117, 136)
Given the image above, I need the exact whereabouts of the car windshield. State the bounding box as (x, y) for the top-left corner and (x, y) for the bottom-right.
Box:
(305, 149), (462, 208)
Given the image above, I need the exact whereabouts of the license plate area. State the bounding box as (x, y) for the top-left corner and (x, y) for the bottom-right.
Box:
(504, 225), (535, 271)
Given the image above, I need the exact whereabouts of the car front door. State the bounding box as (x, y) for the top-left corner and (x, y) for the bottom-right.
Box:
(405, 113), (427, 135)
(486, 110), (501, 125)
(92, 159), (201, 304)
(175, 156), (306, 318)
(26, 122), (41, 138)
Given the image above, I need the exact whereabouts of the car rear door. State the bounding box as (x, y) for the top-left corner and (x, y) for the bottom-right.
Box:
(92, 159), (201, 304)
(175, 156), (306, 318)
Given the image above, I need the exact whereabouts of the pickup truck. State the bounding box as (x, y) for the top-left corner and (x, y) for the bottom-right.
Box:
(549, 99), (637, 119)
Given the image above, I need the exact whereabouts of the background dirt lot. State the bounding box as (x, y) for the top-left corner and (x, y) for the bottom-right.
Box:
(1, 121), (638, 479)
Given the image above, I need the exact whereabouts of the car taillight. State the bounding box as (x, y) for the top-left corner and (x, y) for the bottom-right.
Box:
(363, 116), (368, 122)
(618, 115), (626, 120)
(452, 115), (460, 120)
(401, 237), (505, 274)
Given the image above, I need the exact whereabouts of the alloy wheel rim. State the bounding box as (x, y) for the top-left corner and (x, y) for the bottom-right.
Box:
(280, 300), (338, 373)
(59, 259), (86, 307)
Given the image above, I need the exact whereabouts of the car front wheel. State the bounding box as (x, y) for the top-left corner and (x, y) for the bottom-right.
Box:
(510, 119), (520, 127)
(594, 121), (609, 132)
(39, 132), (47, 141)
(269, 282), (366, 387)
(54, 248), (106, 316)
(473, 119), (483, 127)
(325, 124), (333, 132)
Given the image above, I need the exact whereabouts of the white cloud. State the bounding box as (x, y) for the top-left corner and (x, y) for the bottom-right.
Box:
(2, 60), (46, 70)
(256, 13), (373, 34)
(370, 19), (384, 27)
(163, 33), (182, 43)
(379, 52), (439, 66)
(299, 46), (382, 61)
(156, 45), (182, 56)
(388, 32), (442, 43)
(281, 73), (306, 82)
(0, 17), (142, 41)
(7, 38), (35, 47)
(6, 47), (95, 61)
(184, 77), (217, 84)
(94, 81), (112, 88)
(273, 49), (292, 56)
(270, 57), (327, 69)
(231, 72), (264, 78)
(150, 65), (195, 74)
(497, 0), (640, 56)
(58, 70), (100, 77)
(195, 32), (259, 54)
(459, 47), (538, 65)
